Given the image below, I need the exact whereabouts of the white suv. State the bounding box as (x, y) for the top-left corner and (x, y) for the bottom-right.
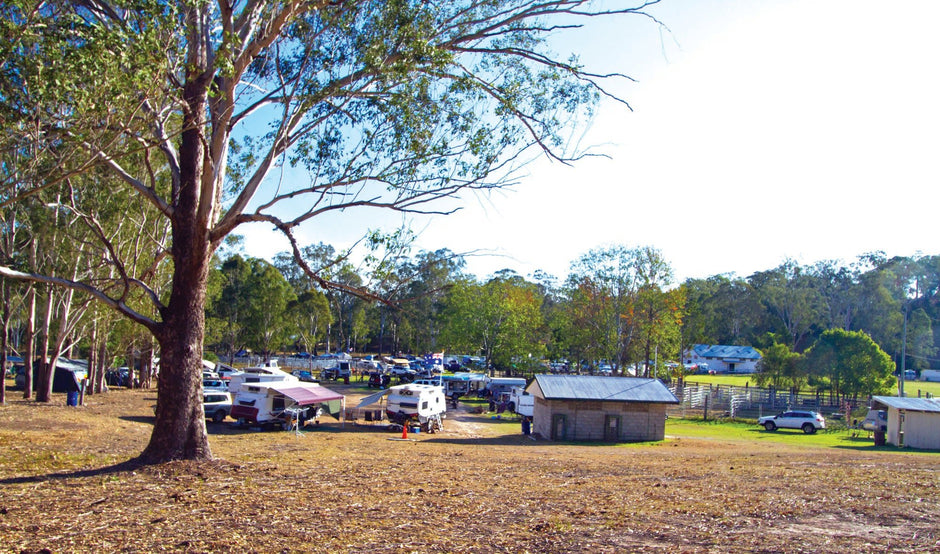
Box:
(204, 391), (233, 423)
(758, 410), (825, 434)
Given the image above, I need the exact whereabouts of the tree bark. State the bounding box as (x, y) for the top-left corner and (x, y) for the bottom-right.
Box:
(139, 253), (213, 462)
(22, 287), (35, 399)
(138, 24), (214, 462)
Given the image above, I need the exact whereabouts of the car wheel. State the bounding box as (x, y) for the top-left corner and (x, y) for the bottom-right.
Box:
(763, 421), (776, 431)
(802, 423), (816, 434)
(212, 410), (226, 423)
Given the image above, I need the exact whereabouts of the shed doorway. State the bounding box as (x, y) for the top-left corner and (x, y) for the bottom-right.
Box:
(604, 415), (621, 442)
(551, 414), (567, 440)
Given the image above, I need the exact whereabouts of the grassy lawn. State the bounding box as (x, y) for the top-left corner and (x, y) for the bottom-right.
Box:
(665, 416), (940, 454)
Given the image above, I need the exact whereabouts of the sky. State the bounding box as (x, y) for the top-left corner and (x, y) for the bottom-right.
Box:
(243, 0), (940, 283)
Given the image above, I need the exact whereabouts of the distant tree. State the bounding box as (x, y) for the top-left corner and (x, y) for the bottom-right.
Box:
(803, 328), (895, 400)
(241, 259), (296, 358)
(441, 272), (545, 372)
(754, 342), (804, 393)
(749, 260), (824, 351)
(565, 245), (644, 372)
(633, 247), (682, 377)
(287, 290), (331, 356)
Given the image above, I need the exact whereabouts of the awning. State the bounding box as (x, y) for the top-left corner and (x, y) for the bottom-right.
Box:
(357, 389), (391, 408)
(269, 383), (344, 406)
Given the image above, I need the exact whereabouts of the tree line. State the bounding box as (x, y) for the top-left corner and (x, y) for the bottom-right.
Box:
(206, 244), (934, 392)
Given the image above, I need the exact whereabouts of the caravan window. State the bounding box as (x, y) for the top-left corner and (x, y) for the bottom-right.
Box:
(422, 401), (428, 410)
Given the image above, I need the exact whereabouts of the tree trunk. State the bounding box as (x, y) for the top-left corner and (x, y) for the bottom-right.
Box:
(0, 278), (9, 405)
(35, 287), (54, 402)
(22, 287), (35, 399)
(139, 261), (212, 462)
(126, 343), (136, 389)
(95, 335), (107, 394)
(138, 41), (214, 462)
(87, 322), (97, 396)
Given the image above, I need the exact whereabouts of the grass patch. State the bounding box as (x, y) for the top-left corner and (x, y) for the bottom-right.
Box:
(664, 416), (922, 451)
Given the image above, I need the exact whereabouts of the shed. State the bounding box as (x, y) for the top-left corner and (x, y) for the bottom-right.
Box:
(871, 396), (940, 450)
(526, 375), (679, 442)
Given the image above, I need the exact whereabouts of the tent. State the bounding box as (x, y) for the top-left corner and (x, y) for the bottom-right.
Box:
(22, 358), (88, 393)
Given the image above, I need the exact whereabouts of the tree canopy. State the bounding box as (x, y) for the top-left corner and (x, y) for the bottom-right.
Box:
(1, 0), (664, 462)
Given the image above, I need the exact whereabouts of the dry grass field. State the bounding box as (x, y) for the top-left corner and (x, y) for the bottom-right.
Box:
(1, 383), (938, 553)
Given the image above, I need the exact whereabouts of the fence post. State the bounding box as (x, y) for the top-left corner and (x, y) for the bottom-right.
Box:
(703, 394), (709, 421)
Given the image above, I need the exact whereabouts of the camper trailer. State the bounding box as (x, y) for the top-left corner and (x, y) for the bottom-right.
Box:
(230, 381), (344, 430)
(484, 377), (527, 398)
(227, 361), (295, 393)
(508, 386), (534, 418)
(385, 383), (446, 432)
(440, 372), (486, 400)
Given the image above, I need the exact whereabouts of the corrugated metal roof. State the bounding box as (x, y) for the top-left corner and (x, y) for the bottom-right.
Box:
(691, 344), (761, 360)
(530, 375), (679, 404)
(872, 396), (940, 413)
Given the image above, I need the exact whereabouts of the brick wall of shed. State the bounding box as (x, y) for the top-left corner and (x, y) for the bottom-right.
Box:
(532, 398), (668, 442)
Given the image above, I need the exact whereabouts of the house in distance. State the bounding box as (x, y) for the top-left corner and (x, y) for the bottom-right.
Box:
(525, 375), (679, 442)
(684, 344), (762, 374)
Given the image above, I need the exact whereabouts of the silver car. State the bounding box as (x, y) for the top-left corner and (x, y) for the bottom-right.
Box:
(203, 391), (233, 423)
(758, 410), (825, 434)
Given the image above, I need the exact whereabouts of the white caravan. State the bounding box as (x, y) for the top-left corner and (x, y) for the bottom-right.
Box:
(230, 381), (344, 429)
(385, 383), (446, 432)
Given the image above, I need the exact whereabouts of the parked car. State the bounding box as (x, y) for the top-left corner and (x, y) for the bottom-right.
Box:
(368, 372), (390, 389)
(204, 391), (233, 423)
(860, 409), (887, 433)
(320, 364), (351, 381)
(291, 370), (317, 382)
(203, 379), (228, 391)
(105, 367), (130, 387)
(758, 411), (826, 434)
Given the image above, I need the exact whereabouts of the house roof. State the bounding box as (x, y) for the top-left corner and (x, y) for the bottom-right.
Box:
(528, 375), (679, 404)
(689, 344), (761, 360)
(871, 396), (940, 414)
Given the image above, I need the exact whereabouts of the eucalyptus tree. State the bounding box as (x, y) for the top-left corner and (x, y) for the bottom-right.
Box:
(397, 249), (465, 355)
(286, 290), (331, 356)
(241, 259), (296, 358)
(632, 246), (681, 377)
(565, 245), (653, 372)
(748, 260), (824, 352)
(0, 1), (662, 463)
(441, 270), (546, 372)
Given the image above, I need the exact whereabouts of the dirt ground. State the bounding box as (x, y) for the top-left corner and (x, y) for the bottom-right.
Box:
(1, 384), (939, 553)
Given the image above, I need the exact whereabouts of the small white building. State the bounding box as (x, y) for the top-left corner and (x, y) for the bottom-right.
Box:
(684, 344), (761, 374)
(920, 369), (940, 382)
(871, 396), (940, 450)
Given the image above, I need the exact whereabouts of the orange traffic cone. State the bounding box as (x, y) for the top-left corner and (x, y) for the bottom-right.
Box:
(402, 424), (408, 439)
